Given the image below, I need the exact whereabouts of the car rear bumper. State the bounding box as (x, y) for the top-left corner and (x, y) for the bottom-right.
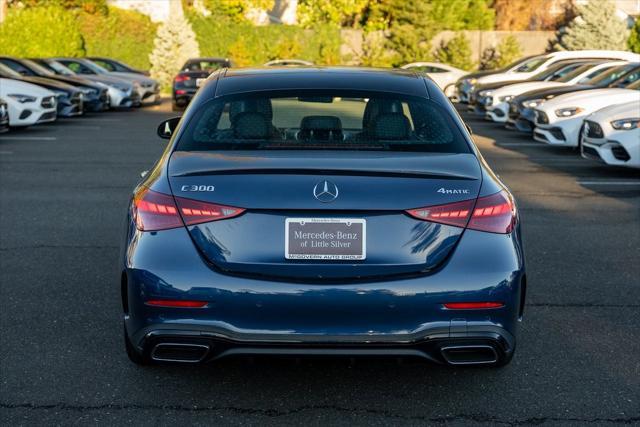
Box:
(122, 222), (526, 365)
(134, 322), (516, 366)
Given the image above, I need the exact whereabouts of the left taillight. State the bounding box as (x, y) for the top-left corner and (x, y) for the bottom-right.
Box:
(133, 187), (245, 231)
(406, 190), (516, 234)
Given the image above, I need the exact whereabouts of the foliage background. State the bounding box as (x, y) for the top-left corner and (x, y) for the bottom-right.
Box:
(0, 1), (156, 69)
(79, 7), (157, 69)
(188, 10), (341, 66)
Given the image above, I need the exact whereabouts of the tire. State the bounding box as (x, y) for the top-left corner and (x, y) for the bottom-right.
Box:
(124, 324), (149, 365)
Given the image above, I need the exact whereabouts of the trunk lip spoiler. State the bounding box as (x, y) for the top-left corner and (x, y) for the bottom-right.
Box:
(171, 168), (478, 181)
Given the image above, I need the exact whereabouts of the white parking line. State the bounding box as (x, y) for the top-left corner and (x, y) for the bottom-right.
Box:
(78, 118), (123, 122)
(578, 180), (640, 186)
(495, 143), (544, 147)
(0, 136), (57, 141)
(0, 151), (13, 154)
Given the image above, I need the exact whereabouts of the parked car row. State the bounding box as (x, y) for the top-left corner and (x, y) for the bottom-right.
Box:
(0, 57), (160, 130)
(453, 50), (640, 169)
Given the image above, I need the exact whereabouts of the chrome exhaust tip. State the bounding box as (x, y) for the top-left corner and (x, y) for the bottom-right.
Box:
(150, 342), (210, 363)
(440, 344), (498, 365)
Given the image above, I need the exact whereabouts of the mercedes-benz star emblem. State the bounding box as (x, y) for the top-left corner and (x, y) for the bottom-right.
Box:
(313, 180), (339, 203)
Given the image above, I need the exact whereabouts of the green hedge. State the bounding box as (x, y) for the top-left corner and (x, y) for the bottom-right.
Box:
(0, 6), (85, 57)
(78, 7), (157, 70)
(0, 5), (155, 70)
(188, 12), (341, 66)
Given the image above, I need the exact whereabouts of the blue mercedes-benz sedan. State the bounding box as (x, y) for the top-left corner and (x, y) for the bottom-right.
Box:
(121, 67), (526, 367)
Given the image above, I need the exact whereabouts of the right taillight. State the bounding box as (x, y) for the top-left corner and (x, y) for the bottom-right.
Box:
(406, 190), (516, 234)
(133, 187), (245, 231)
(468, 190), (516, 234)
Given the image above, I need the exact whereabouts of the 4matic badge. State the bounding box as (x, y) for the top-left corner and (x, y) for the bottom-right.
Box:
(437, 187), (470, 194)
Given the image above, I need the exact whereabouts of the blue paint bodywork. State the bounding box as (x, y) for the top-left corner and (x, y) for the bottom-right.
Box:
(121, 68), (526, 365)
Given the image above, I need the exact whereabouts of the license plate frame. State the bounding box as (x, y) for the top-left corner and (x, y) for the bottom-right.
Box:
(285, 218), (366, 260)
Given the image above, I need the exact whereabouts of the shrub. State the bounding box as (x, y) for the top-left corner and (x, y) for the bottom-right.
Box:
(149, 9), (200, 90)
(187, 11), (341, 66)
(0, 6), (85, 57)
(480, 35), (522, 70)
(78, 7), (157, 70)
(552, 0), (628, 50)
(434, 33), (475, 71)
(628, 19), (640, 53)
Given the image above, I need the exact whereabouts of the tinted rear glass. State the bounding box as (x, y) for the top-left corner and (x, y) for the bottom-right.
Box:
(183, 61), (227, 72)
(176, 90), (470, 153)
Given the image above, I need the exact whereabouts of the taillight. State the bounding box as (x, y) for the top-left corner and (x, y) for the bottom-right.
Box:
(133, 187), (245, 231)
(133, 188), (182, 231)
(468, 190), (516, 234)
(406, 190), (516, 234)
(174, 195), (245, 226)
(174, 74), (190, 83)
(406, 199), (474, 228)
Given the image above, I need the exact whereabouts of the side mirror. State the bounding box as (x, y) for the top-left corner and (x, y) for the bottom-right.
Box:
(157, 117), (181, 139)
(465, 123), (473, 135)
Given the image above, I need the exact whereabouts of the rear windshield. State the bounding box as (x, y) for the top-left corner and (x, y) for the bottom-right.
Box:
(183, 60), (227, 72)
(176, 91), (471, 153)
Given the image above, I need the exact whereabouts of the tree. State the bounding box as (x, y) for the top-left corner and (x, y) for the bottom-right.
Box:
(493, 0), (574, 31)
(297, 0), (370, 28)
(149, 6), (200, 90)
(429, 0), (494, 31)
(480, 35), (522, 70)
(629, 19), (640, 53)
(384, 0), (436, 66)
(552, 0), (628, 50)
(434, 32), (475, 71)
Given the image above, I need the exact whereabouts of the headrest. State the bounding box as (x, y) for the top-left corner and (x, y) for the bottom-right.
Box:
(363, 99), (403, 129)
(300, 115), (342, 130)
(370, 113), (411, 140)
(229, 99), (273, 122)
(233, 112), (270, 139)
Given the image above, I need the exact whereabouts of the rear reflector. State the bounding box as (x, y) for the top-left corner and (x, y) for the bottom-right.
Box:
(443, 302), (504, 309)
(133, 187), (245, 231)
(145, 299), (208, 308)
(406, 190), (516, 234)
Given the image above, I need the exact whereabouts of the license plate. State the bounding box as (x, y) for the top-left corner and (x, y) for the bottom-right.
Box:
(196, 78), (206, 87)
(285, 218), (366, 260)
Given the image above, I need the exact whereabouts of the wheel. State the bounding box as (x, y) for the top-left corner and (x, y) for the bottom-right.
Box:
(124, 324), (149, 365)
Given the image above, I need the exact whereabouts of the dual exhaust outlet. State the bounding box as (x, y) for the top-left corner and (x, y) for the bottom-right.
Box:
(149, 342), (500, 366)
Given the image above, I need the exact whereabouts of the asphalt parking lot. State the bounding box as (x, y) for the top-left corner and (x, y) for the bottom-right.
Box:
(1, 101), (639, 426)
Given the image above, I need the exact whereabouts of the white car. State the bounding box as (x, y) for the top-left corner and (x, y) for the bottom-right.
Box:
(456, 50), (640, 102)
(475, 51), (639, 85)
(581, 100), (640, 169)
(401, 62), (466, 97)
(532, 80), (640, 147)
(484, 61), (627, 123)
(0, 78), (57, 127)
